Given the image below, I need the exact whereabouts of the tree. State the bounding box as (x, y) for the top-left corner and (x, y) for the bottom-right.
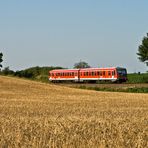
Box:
(137, 33), (148, 66)
(0, 52), (3, 68)
(1, 66), (14, 75)
(74, 61), (91, 69)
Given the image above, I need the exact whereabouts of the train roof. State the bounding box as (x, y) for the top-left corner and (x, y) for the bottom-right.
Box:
(80, 67), (116, 70)
(49, 67), (126, 72)
(50, 69), (79, 72)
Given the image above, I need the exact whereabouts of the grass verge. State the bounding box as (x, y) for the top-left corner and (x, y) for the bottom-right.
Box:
(78, 85), (148, 93)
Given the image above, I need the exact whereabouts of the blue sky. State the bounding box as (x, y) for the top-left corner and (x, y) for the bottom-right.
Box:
(0, 0), (148, 73)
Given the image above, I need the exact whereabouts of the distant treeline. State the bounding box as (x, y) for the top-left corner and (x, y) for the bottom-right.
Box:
(0, 66), (63, 82)
(0, 66), (148, 83)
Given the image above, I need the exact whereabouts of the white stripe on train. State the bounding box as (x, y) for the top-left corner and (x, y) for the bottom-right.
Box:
(49, 77), (117, 81)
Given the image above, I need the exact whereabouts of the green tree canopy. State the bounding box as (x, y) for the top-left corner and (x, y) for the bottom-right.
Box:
(74, 61), (91, 69)
(0, 52), (3, 68)
(137, 33), (148, 66)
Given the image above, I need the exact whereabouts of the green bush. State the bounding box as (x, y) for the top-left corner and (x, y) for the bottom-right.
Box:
(0, 67), (15, 76)
(14, 66), (64, 81)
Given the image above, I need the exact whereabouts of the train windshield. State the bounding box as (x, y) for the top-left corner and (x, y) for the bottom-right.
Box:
(117, 68), (127, 76)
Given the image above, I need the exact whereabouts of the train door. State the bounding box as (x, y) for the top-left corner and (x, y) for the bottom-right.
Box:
(103, 71), (106, 79)
(107, 70), (112, 79)
(111, 70), (116, 81)
(78, 69), (80, 82)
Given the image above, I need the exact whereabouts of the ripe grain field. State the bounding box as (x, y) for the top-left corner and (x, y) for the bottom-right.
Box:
(0, 76), (148, 148)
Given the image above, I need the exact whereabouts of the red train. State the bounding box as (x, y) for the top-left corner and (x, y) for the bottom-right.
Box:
(49, 67), (127, 83)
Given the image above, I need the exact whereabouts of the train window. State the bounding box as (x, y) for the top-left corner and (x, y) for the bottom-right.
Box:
(103, 71), (105, 76)
(75, 73), (77, 76)
(81, 72), (83, 76)
(108, 71), (111, 76)
(97, 71), (100, 76)
(100, 71), (102, 76)
(86, 72), (88, 76)
(89, 72), (91, 76)
(92, 72), (95, 76)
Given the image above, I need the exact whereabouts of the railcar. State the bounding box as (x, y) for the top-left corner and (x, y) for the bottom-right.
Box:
(49, 69), (79, 82)
(49, 67), (127, 83)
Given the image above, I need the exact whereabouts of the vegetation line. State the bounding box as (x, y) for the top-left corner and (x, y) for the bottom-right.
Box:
(77, 85), (148, 93)
(0, 66), (148, 93)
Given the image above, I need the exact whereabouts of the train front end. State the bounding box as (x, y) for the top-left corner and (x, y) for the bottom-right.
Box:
(116, 67), (127, 82)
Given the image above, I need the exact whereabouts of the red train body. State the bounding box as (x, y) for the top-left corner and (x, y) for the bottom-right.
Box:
(49, 67), (127, 83)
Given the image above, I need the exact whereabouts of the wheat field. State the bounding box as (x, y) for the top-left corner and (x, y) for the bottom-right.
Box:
(0, 76), (148, 148)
